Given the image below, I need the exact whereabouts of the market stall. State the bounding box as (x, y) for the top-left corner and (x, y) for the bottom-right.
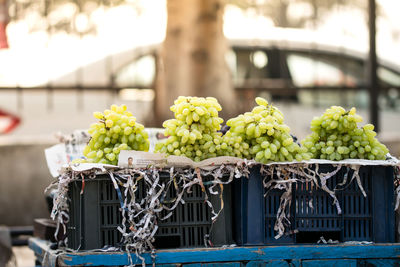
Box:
(32, 98), (400, 266)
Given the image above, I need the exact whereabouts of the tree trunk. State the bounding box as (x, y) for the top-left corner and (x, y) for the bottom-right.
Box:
(0, 0), (9, 49)
(277, 0), (289, 27)
(155, 0), (235, 126)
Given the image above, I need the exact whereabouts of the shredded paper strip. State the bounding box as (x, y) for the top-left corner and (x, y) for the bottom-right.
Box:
(49, 158), (400, 266)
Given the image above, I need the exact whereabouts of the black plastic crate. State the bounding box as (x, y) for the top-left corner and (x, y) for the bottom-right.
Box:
(67, 172), (233, 250)
(234, 165), (395, 245)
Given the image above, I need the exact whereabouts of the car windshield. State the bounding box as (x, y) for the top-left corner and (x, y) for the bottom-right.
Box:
(286, 52), (364, 87)
(378, 67), (400, 87)
(227, 48), (271, 85)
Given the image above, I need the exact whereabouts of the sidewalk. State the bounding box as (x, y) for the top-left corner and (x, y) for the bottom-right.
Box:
(13, 246), (35, 267)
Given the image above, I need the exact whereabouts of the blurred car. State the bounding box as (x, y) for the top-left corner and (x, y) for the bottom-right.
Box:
(105, 30), (400, 110)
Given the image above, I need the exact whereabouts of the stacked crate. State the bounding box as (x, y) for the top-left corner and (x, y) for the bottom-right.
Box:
(234, 165), (395, 245)
(67, 172), (233, 250)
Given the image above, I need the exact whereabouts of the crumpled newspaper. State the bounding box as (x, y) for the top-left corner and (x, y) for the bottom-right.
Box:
(45, 130), (90, 177)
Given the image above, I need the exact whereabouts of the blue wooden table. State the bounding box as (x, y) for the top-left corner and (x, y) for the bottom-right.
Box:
(29, 237), (400, 266)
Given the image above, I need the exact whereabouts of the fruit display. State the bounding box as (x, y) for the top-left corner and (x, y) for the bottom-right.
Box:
(225, 97), (310, 163)
(82, 104), (150, 165)
(301, 106), (389, 160)
(76, 98), (389, 165)
(154, 96), (231, 161)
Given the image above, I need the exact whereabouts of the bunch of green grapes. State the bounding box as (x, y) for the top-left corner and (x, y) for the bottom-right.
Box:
(82, 104), (149, 165)
(155, 96), (231, 161)
(226, 97), (308, 163)
(301, 106), (389, 160)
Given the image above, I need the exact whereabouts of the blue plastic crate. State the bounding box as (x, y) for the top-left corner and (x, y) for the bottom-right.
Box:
(67, 172), (233, 250)
(233, 165), (395, 245)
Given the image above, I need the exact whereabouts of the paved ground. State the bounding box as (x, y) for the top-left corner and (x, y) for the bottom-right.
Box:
(12, 246), (35, 267)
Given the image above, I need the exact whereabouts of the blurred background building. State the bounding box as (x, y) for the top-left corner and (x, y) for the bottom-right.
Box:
(0, 0), (398, 135)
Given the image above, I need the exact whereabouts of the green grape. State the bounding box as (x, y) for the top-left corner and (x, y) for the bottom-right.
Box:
(270, 144), (278, 153)
(255, 151), (264, 161)
(282, 138), (293, 147)
(105, 119), (113, 128)
(82, 104), (150, 165)
(83, 146), (90, 156)
(124, 127), (132, 135)
(255, 97), (268, 106)
(155, 96), (230, 161)
(273, 139), (281, 149)
(93, 112), (104, 119)
(360, 141), (369, 147)
(106, 153), (116, 161)
(280, 147), (289, 156)
(333, 140), (342, 147)
(96, 150), (104, 158)
(302, 153), (311, 160)
(119, 143), (128, 150)
(328, 134), (337, 141)
(225, 97), (300, 163)
(330, 121), (338, 129)
(326, 146), (335, 155)
(300, 106), (389, 161)
(94, 142), (101, 150)
(87, 151), (97, 159)
(261, 141), (270, 149)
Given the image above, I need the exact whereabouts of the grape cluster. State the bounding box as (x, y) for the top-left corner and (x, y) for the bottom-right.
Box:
(301, 106), (388, 160)
(82, 104), (150, 165)
(226, 97), (308, 163)
(155, 96), (231, 161)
